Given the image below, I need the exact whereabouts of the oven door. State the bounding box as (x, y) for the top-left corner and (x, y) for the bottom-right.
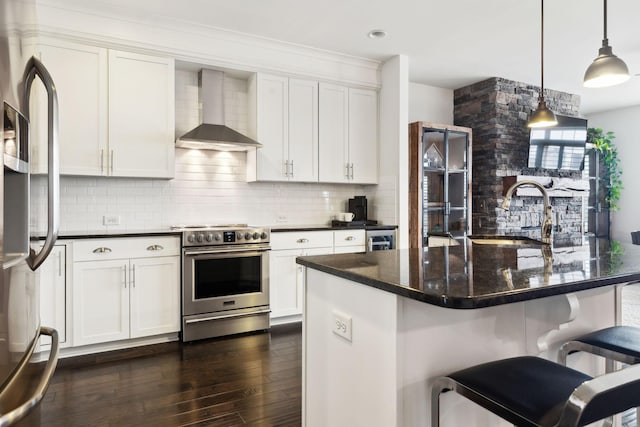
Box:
(182, 245), (270, 316)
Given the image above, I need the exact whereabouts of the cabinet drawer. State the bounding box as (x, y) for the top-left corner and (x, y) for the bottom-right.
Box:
(333, 230), (365, 247)
(270, 231), (334, 250)
(73, 236), (180, 261)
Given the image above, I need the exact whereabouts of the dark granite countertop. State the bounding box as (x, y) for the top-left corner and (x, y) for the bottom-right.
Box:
(51, 229), (181, 240)
(271, 224), (397, 232)
(296, 237), (640, 309)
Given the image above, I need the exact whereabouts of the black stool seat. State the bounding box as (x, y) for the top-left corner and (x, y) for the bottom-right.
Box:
(563, 325), (640, 362)
(432, 356), (640, 427)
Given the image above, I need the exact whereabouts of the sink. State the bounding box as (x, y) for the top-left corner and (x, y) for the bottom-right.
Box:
(467, 235), (545, 247)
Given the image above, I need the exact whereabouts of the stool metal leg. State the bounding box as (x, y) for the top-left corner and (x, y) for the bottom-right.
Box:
(431, 377), (455, 427)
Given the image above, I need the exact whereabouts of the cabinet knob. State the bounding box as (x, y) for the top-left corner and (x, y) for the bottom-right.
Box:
(297, 238), (309, 244)
(92, 247), (112, 254)
(345, 236), (355, 241)
(146, 244), (164, 251)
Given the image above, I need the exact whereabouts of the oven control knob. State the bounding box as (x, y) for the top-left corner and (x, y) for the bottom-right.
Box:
(236, 232), (243, 240)
(196, 233), (204, 243)
(214, 233), (222, 241)
(245, 232), (252, 240)
(253, 232), (260, 240)
(260, 232), (268, 239)
(205, 233), (213, 242)
(187, 234), (195, 243)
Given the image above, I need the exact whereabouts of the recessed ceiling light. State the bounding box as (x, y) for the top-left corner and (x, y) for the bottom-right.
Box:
(368, 29), (387, 39)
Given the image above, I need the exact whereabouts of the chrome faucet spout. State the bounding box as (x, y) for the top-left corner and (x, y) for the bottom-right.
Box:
(502, 180), (553, 245)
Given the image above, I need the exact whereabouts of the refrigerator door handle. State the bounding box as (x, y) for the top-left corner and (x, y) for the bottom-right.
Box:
(23, 56), (60, 271)
(0, 327), (60, 426)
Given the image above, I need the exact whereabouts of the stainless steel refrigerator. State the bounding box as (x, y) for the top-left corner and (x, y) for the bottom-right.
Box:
(0, 0), (60, 424)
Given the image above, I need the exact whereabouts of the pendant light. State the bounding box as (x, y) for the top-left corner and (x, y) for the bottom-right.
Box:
(583, 0), (630, 88)
(528, 0), (558, 128)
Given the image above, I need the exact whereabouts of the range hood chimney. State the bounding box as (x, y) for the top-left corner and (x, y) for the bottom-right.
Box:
(176, 69), (262, 151)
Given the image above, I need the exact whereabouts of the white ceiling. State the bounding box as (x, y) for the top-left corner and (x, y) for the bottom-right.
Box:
(48, 0), (640, 115)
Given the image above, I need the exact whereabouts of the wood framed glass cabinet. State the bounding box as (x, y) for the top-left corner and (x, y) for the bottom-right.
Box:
(409, 122), (472, 248)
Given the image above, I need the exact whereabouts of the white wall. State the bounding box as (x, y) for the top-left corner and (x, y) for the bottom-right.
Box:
(586, 106), (640, 242)
(372, 56), (409, 246)
(408, 82), (453, 125)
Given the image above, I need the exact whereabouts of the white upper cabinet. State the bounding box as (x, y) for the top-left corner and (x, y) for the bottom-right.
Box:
(108, 50), (175, 178)
(30, 39), (175, 178)
(348, 88), (378, 184)
(318, 83), (378, 184)
(288, 78), (319, 182)
(247, 73), (318, 182)
(30, 40), (108, 176)
(318, 83), (349, 183)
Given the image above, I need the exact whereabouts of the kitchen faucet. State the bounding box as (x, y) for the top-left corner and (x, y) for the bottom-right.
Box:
(501, 180), (553, 245)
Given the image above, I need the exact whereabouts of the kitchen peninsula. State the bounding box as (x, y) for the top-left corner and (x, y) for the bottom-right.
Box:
(297, 238), (640, 426)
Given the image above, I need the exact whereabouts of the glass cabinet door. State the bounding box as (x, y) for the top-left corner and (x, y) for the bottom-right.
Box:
(421, 127), (470, 244)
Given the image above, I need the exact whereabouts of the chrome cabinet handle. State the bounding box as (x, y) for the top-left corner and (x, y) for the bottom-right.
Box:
(290, 160), (294, 177)
(345, 163), (350, 178)
(92, 247), (112, 254)
(123, 264), (127, 288)
(24, 57), (60, 271)
(297, 238), (309, 244)
(110, 150), (114, 174)
(132, 264), (136, 288)
(100, 149), (104, 174)
(350, 163), (354, 179)
(146, 244), (164, 251)
(284, 160), (289, 177)
(0, 327), (59, 426)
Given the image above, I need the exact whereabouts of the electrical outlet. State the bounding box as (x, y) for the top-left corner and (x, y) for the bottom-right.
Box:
(103, 215), (121, 226)
(332, 311), (352, 342)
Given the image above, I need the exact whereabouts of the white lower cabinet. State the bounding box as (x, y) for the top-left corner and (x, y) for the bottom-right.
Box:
(269, 230), (366, 322)
(72, 236), (180, 347)
(38, 245), (68, 352)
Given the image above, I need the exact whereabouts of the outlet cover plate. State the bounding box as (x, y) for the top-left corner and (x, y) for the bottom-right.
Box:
(332, 310), (352, 342)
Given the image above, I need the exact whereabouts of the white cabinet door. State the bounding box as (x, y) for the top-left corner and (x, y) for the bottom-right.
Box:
(38, 246), (66, 351)
(348, 88), (378, 184)
(253, 73), (289, 181)
(108, 50), (175, 178)
(318, 83), (349, 183)
(30, 40), (108, 176)
(129, 256), (180, 338)
(270, 249), (302, 318)
(270, 245), (333, 320)
(288, 78), (318, 182)
(73, 259), (130, 346)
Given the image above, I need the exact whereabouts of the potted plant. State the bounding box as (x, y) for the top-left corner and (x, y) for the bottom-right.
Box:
(587, 127), (623, 211)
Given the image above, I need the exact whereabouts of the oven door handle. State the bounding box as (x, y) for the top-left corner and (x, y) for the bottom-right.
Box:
(184, 308), (272, 324)
(183, 246), (270, 256)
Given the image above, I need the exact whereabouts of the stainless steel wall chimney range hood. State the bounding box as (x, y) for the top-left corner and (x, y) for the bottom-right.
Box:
(176, 69), (262, 151)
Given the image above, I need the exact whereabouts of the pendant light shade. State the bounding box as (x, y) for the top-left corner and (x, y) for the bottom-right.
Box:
(583, 0), (630, 88)
(528, 100), (558, 128)
(528, 0), (557, 128)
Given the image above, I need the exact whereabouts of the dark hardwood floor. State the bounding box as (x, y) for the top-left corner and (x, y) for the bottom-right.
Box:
(35, 324), (301, 426)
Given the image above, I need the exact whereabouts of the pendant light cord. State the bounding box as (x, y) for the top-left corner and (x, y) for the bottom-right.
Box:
(603, 0), (609, 44)
(540, 0), (545, 102)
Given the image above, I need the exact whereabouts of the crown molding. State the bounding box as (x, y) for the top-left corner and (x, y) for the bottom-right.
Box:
(33, 0), (381, 88)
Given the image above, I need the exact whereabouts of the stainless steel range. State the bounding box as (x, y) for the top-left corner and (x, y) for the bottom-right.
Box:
(176, 225), (270, 342)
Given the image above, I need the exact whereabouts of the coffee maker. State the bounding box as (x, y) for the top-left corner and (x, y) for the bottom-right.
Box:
(348, 196), (368, 222)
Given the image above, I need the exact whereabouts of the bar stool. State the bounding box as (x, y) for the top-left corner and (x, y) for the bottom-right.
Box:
(431, 356), (640, 426)
(559, 325), (640, 426)
(558, 325), (640, 369)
